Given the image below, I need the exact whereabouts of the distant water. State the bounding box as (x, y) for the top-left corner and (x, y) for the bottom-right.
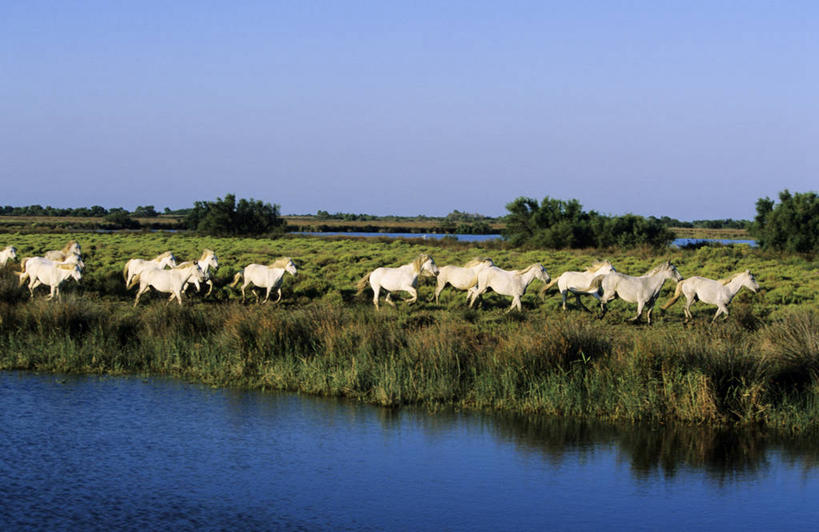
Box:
(294, 231), (502, 242)
(1, 372), (817, 530)
(296, 231), (758, 247)
(672, 237), (757, 247)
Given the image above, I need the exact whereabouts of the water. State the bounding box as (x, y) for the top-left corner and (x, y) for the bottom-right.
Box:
(2, 372), (816, 530)
(294, 231), (502, 242)
(295, 232), (759, 247)
(672, 238), (757, 247)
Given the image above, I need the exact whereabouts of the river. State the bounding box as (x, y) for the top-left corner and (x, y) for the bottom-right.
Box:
(1, 372), (815, 530)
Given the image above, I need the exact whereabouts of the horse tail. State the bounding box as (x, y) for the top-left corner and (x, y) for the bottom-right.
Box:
(539, 277), (559, 296)
(17, 258), (32, 286)
(661, 281), (684, 311)
(228, 271), (244, 288)
(127, 271), (142, 290)
(355, 273), (371, 295)
(123, 260), (130, 282)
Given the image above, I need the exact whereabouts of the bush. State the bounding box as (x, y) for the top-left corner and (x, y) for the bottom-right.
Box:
(751, 190), (819, 253)
(186, 194), (285, 236)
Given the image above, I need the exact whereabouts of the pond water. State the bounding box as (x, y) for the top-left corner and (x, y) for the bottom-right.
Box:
(1, 372), (816, 530)
(294, 231), (502, 242)
(294, 231), (758, 247)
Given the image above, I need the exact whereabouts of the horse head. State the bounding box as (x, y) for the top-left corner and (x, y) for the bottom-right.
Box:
(416, 254), (438, 277)
(200, 249), (219, 270)
(742, 270), (760, 293)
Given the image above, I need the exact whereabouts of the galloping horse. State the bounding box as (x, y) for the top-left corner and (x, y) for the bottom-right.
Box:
(19, 253), (85, 281)
(132, 263), (206, 307)
(0, 246), (17, 267)
(124, 251), (177, 289)
(468, 263), (550, 312)
(541, 261), (615, 311)
(229, 257), (298, 304)
(19, 261), (82, 300)
(432, 257), (494, 304)
(597, 261), (683, 324)
(357, 254), (439, 310)
(182, 249), (219, 296)
(662, 270), (760, 322)
(44, 240), (81, 262)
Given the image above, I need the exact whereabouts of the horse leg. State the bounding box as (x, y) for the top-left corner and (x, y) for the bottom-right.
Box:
(629, 301), (645, 323)
(240, 283), (248, 304)
(134, 285), (149, 307)
(404, 288), (418, 305)
(262, 286), (271, 304)
(505, 296), (521, 313)
(560, 290), (568, 310)
(432, 280), (444, 303)
(385, 292), (396, 307)
(272, 289), (282, 304)
(683, 298), (694, 322)
(372, 285), (380, 310)
(205, 280), (214, 297)
(176, 291), (183, 306)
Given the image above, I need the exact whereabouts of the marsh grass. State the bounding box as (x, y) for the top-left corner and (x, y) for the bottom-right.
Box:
(1, 233), (817, 432)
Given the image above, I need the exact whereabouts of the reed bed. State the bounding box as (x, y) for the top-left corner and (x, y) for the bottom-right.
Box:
(1, 288), (817, 432)
(1, 233), (817, 432)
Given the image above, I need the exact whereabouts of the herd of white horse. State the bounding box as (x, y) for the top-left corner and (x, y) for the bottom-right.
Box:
(1, 241), (760, 322)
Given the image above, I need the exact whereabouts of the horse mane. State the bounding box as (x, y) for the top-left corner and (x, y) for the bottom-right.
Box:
(153, 251), (174, 261)
(584, 261), (612, 273)
(412, 254), (431, 273)
(199, 249), (215, 262)
(645, 261), (672, 276)
(60, 240), (78, 254)
(718, 271), (744, 285)
(463, 257), (492, 268)
(269, 257), (292, 268)
(519, 263), (542, 275)
(173, 261), (195, 269)
(57, 263), (76, 271)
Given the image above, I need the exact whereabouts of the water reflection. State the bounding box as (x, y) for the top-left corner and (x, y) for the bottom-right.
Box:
(2, 373), (818, 530)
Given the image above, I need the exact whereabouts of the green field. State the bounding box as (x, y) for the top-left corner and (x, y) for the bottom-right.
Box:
(1, 232), (817, 431)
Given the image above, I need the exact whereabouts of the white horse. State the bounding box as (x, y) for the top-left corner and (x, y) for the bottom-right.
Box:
(132, 263), (206, 307)
(19, 253), (85, 280)
(124, 251), (177, 289)
(44, 240), (81, 262)
(229, 257), (298, 304)
(468, 263), (550, 312)
(182, 249), (219, 296)
(541, 261), (616, 311)
(662, 270), (760, 322)
(19, 262), (82, 300)
(0, 246), (17, 267)
(432, 257), (495, 304)
(597, 261), (683, 324)
(356, 254), (439, 310)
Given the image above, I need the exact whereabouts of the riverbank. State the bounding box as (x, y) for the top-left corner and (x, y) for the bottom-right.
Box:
(1, 298), (817, 433)
(1, 233), (816, 432)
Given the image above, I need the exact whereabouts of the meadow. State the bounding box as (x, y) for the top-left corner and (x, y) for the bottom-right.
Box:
(1, 232), (817, 432)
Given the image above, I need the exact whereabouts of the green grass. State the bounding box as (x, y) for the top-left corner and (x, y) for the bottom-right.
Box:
(1, 232), (817, 432)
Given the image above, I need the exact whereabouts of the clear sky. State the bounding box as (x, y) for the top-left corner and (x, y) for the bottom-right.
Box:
(2, 1), (816, 219)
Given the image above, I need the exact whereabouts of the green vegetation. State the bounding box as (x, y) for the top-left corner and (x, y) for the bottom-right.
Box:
(186, 194), (285, 236)
(503, 196), (675, 249)
(1, 232), (818, 432)
(752, 190), (819, 253)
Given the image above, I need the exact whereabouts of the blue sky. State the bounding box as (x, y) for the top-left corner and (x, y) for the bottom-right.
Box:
(2, 1), (816, 219)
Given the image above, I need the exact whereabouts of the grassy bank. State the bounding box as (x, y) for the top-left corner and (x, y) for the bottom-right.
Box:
(0, 233), (817, 432)
(1, 293), (817, 432)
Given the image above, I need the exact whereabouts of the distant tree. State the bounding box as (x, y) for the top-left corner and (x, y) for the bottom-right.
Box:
(751, 190), (819, 253)
(503, 196), (673, 249)
(132, 205), (158, 218)
(104, 208), (140, 229)
(186, 194), (284, 236)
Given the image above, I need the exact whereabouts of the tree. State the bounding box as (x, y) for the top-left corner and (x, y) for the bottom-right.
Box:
(751, 190), (819, 253)
(502, 196), (674, 249)
(186, 194), (284, 236)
